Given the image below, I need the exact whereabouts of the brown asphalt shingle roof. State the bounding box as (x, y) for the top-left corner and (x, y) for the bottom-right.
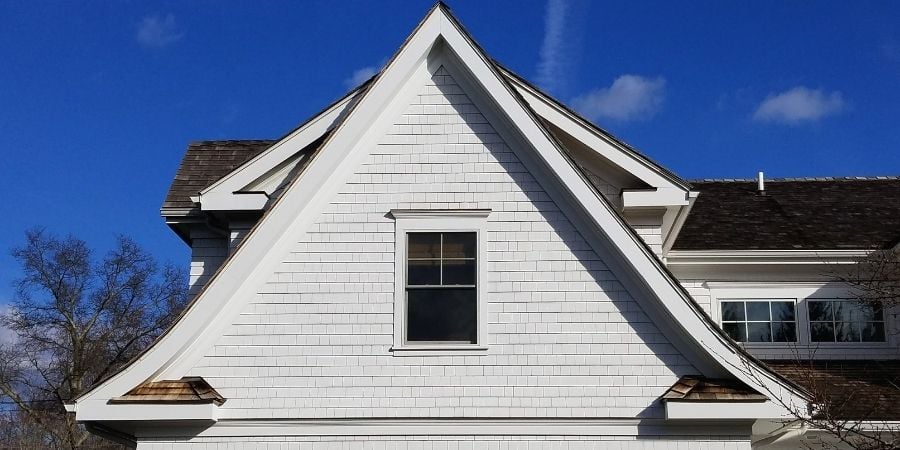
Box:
(673, 178), (900, 250)
(662, 376), (767, 402)
(110, 377), (225, 405)
(765, 360), (900, 421)
(161, 140), (275, 212)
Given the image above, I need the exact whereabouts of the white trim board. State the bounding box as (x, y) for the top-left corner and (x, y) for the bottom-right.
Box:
(132, 418), (753, 439)
(73, 3), (806, 424)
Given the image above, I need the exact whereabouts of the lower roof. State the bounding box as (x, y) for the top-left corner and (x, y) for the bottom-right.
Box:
(765, 359), (900, 421)
(673, 178), (900, 251)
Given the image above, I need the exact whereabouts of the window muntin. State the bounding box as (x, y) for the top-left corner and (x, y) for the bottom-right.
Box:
(405, 232), (477, 343)
(808, 299), (885, 343)
(721, 300), (797, 343)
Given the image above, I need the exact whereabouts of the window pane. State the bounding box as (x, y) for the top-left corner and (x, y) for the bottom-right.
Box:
(723, 323), (746, 342)
(407, 288), (476, 343)
(810, 322), (835, 342)
(862, 322), (886, 342)
(836, 322), (861, 342)
(407, 259), (440, 285)
(442, 259), (476, 285)
(833, 301), (856, 322)
(408, 233), (441, 258)
(773, 322), (797, 342)
(747, 323), (772, 342)
(808, 301), (833, 322)
(721, 303), (745, 321)
(746, 302), (771, 321)
(771, 302), (796, 321)
(856, 303), (883, 322)
(442, 232), (476, 259)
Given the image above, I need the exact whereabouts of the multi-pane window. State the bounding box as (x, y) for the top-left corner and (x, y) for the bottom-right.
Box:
(721, 300), (797, 343)
(808, 300), (885, 342)
(405, 232), (477, 344)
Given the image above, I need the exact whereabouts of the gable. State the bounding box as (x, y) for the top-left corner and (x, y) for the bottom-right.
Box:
(189, 65), (699, 419)
(72, 3), (803, 425)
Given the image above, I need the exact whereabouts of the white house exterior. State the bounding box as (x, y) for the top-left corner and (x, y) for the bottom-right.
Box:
(69, 4), (900, 448)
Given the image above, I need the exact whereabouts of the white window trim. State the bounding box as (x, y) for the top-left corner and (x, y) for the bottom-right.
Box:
(390, 209), (490, 356)
(709, 283), (896, 352)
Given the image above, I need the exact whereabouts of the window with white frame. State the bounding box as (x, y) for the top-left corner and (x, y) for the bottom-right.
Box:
(720, 300), (797, 343)
(391, 209), (489, 352)
(808, 299), (885, 342)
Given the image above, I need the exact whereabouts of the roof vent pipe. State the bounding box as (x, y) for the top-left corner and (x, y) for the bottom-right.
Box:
(757, 171), (765, 193)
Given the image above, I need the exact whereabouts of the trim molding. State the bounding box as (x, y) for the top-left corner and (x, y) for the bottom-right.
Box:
(667, 249), (870, 265)
(133, 418), (753, 439)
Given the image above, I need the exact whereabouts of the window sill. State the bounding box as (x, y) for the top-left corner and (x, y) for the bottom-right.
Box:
(389, 345), (489, 356)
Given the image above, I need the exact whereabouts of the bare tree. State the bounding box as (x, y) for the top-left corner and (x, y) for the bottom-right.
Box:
(834, 248), (900, 310)
(0, 229), (188, 449)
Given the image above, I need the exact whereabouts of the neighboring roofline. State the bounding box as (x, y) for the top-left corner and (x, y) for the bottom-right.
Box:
(496, 62), (692, 192)
(73, 1), (806, 421)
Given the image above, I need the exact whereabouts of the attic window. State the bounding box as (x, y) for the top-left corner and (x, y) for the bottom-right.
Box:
(406, 232), (477, 343)
(390, 209), (490, 355)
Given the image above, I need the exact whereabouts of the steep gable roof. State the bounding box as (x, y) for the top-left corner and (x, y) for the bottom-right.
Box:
(673, 178), (900, 250)
(73, 2), (804, 423)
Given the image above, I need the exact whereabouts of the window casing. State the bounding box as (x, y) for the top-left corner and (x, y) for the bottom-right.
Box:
(720, 300), (797, 343)
(391, 209), (490, 355)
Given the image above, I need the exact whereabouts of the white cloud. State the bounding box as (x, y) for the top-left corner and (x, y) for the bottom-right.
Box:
(136, 14), (183, 48)
(536, 0), (568, 93)
(570, 75), (666, 122)
(753, 86), (845, 124)
(344, 65), (379, 89)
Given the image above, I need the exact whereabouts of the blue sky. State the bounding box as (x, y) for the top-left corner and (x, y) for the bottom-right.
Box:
(1, 0), (899, 304)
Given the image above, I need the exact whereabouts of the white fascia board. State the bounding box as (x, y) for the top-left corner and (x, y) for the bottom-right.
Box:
(502, 70), (689, 193)
(197, 89), (359, 210)
(74, 400), (218, 422)
(622, 187), (690, 208)
(73, 4), (806, 418)
(665, 401), (786, 420)
(667, 249), (871, 265)
(199, 192), (268, 211)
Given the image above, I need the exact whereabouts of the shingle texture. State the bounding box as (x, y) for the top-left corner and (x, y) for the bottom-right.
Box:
(765, 360), (900, 420)
(673, 179), (900, 250)
(661, 376), (767, 402)
(111, 377), (225, 405)
(162, 140), (275, 211)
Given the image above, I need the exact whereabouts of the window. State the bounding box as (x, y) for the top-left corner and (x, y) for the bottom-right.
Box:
(720, 300), (797, 343)
(405, 232), (477, 343)
(391, 209), (489, 353)
(808, 300), (885, 342)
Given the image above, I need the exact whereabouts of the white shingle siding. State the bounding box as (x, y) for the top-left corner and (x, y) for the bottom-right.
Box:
(191, 67), (696, 420)
(188, 230), (228, 299)
(136, 435), (751, 450)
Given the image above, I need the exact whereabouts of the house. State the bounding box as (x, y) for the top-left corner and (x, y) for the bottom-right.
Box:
(68, 3), (900, 448)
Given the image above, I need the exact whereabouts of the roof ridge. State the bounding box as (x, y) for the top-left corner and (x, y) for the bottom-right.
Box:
(691, 176), (900, 182)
